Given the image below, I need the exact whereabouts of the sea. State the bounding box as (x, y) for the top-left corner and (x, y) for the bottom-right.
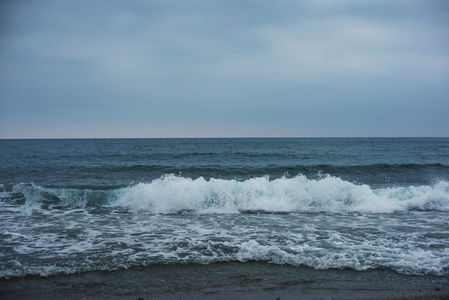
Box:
(1, 138), (449, 282)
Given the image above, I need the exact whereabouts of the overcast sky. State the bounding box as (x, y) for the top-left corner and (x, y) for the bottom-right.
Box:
(1, 0), (448, 138)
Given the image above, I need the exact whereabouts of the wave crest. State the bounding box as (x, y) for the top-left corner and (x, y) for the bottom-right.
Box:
(3, 175), (449, 214)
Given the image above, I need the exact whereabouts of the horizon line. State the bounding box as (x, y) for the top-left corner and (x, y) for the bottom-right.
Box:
(1, 136), (448, 140)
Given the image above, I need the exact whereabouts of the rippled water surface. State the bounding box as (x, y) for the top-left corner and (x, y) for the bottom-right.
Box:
(1, 138), (448, 278)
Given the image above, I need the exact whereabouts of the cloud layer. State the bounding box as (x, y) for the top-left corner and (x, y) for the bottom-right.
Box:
(1, 0), (448, 137)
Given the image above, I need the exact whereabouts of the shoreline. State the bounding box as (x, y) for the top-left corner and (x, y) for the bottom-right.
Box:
(1, 262), (448, 299)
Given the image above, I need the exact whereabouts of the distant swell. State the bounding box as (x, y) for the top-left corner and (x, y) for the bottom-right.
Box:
(3, 163), (447, 187)
(3, 174), (449, 214)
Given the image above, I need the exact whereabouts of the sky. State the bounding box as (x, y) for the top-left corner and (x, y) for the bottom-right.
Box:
(0, 0), (448, 138)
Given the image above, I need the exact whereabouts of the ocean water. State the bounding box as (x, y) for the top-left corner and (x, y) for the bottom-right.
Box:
(1, 138), (449, 279)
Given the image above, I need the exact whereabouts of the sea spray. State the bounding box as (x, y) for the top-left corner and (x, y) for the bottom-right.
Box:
(3, 175), (449, 214)
(1, 138), (449, 279)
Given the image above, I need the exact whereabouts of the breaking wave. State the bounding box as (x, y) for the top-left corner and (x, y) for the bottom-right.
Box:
(2, 174), (449, 214)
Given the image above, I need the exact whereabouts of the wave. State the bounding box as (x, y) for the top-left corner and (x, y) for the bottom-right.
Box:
(3, 163), (447, 187)
(2, 175), (449, 214)
(3, 239), (448, 278)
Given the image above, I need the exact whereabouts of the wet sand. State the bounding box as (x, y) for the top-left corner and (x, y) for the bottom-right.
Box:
(1, 262), (448, 299)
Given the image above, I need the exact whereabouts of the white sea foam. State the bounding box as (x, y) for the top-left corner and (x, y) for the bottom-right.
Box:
(234, 238), (449, 275)
(1, 203), (448, 278)
(112, 175), (449, 214)
(5, 175), (449, 214)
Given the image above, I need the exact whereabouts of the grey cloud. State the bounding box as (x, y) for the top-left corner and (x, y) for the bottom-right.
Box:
(1, 0), (448, 137)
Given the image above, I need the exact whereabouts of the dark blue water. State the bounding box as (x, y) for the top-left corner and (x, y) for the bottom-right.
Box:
(1, 138), (448, 186)
(1, 138), (449, 278)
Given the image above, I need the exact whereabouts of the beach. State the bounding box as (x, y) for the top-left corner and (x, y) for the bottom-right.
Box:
(2, 262), (448, 299)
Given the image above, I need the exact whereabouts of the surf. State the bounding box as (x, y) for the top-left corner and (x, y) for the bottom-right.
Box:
(3, 174), (449, 214)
